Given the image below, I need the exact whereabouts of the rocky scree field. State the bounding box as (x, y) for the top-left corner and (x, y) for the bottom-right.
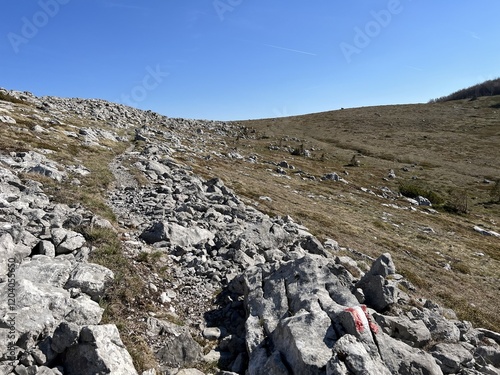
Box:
(0, 88), (499, 375)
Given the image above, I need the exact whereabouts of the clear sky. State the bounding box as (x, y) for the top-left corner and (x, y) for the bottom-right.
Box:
(1, 1), (499, 120)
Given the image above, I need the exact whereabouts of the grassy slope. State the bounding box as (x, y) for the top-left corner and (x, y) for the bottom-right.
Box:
(182, 95), (500, 331)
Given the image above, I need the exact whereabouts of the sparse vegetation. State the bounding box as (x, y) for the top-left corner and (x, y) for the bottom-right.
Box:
(491, 179), (500, 203)
(185, 94), (500, 332)
(436, 291), (493, 329)
(82, 226), (159, 372)
(400, 268), (432, 290)
(0, 91), (30, 105)
(122, 156), (150, 187)
(137, 250), (164, 263)
(21, 142), (124, 221)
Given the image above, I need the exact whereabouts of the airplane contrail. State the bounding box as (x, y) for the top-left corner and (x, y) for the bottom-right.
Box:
(263, 43), (317, 56)
(406, 65), (423, 72)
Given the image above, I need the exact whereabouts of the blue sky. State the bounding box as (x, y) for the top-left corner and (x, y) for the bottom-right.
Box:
(1, 1), (499, 120)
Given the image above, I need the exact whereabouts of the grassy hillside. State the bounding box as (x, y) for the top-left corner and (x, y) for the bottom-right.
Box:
(182, 95), (500, 331)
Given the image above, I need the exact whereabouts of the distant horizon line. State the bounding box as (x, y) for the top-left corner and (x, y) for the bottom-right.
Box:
(4, 84), (498, 122)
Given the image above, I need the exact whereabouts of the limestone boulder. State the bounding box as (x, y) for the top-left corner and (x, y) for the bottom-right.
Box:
(63, 325), (138, 375)
(65, 263), (114, 302)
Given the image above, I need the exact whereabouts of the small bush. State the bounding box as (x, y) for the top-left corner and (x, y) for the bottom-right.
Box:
(453, 262), (471, 275)
(290, 143), (305, 156)
(444, 189), (469, 214)
(399, 182), (444, 205)
(490, 180), (500, 203)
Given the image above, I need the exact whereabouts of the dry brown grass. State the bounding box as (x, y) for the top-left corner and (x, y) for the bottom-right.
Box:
(83, 227), (159, 373)
(180, 95), (500, 332)
(0, 99), (131, 219)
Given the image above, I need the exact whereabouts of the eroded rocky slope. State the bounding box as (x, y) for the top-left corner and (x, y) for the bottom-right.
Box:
(0, 89), (499, 375)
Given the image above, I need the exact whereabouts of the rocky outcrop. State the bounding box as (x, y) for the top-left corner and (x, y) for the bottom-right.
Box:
(147, 318), (203, 371)
(0, 165), (133, 375)
(63, 325), (138, 375)
(110, 143), (499, 375)
(212, 248), (498, 375)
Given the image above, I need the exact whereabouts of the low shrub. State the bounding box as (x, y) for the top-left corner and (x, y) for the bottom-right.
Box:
(443, 189), (469, 214)
(491, 180), (500, 203)
(399, 182), (444, 205)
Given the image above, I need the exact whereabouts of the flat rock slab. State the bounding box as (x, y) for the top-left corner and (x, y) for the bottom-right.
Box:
(18, 255), (72, 288)
(65, 263), (114, 302)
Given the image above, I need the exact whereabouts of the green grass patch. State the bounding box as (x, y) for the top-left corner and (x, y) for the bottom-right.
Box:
(83, 226), (159, 372)
(436, 291), (497, 331)
(136, 250), (164, 263)
(400, 268), (431, 289)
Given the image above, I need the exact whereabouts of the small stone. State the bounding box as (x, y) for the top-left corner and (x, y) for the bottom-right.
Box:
(416, 196), (432, 206)
(203, 327), (222, 341)
(275, 167), (287, 175)
(149, 283), (158, 292)
(160, 292), (171, 304)
(0, 115), (16, 124)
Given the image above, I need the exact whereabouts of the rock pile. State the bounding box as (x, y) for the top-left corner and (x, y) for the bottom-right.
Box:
(108, 140), (500, 375)
(0, 166), (137, 375)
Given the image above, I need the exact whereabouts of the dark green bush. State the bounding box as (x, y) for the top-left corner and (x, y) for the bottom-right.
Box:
(442, 188), (469, 214)
(399, 182), (444, 205)
(491, 180), (500, 203)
